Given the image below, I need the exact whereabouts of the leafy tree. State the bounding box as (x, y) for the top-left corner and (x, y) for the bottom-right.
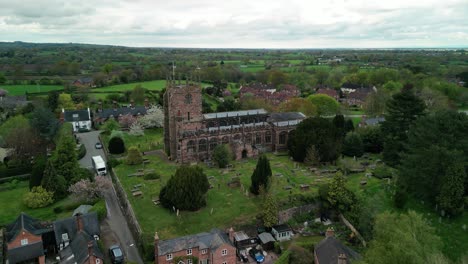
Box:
(261, 192), (278, 228)
(108, 136), (125, 154)
(101, 119), (121, 134)
(54, 127), (81, 185)
(436, 162), (465, 216)
(269, 70), (288, 87)
(357, 126), (384, 153)
(0, 115), (43, 161)
(23, 186), (54, 208)
(30, 155), (46, 190)
(342, 132), (364, 157)
(398, 110), (468, 210)
(47, 90), (60, 111)
(29, 107), (59, 142)
(216, 97), (240, 112)
(287, 117), (341, 163)
(57, 93), (75, 111)
(159, 166), (209, 211)
(381, 84), (426, 166)
(0, 72), (6, 84)
(307, 94), (340, 116)
(344, 119), (354, 133)
(250, 155), (272, 195)
(118, 114), (137, 129)
(212, 144), (232, 168)
(279, 98), (317, 117)
(363, 89), (390, 117)
(131, 85), (146, 104)
(126, 147), (143, 165)
(326, 172), (357, 212)
(363, 211), (443, 264)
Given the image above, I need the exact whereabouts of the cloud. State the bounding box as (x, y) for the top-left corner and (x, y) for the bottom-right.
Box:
(0, 0), (467, 48)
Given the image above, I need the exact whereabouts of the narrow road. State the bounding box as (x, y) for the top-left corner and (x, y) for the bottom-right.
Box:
(76, 131), (144, 264)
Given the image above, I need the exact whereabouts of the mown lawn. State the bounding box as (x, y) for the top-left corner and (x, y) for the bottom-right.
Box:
(1, 84), (63, 95)
(113, 153), (338, 239)
(0, 181), (77, 226)
(102, 128), (164, 153)
(92, 80), (211, 92)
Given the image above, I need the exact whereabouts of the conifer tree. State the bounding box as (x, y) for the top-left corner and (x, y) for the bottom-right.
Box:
(250, 155), (272, 195)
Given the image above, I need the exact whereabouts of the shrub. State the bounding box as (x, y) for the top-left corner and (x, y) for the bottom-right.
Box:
(107, 158), (121, 169)
(144, 172), (161, 180)
(108, 136), (125, 154)
(126, 147), (143, 165)
(77, 144), (86, 160)
(212, 144), (232, 168)
(23, 186), (54, 208)
(110, 129), (124, 140)
(101, 119), (120, 134)
(90, 200), (107, 221)
(342, 132), (364, 157)
(373, 166), (393, 179)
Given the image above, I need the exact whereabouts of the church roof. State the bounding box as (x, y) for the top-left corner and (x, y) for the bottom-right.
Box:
(203, 109), (267, 120)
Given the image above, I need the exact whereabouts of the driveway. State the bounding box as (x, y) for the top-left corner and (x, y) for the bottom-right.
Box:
(76, 131), (144, 264)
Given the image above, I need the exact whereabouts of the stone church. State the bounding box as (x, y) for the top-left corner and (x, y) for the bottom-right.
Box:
(164, 80), (305, 163)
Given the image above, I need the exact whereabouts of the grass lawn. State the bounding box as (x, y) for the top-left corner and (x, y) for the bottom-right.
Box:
(114, 153), (337, 239)
(0, 181), (77, 226)
(102, 128), (164, 153)
(93, 80), (212, 92)
(1, 84), (63, 95)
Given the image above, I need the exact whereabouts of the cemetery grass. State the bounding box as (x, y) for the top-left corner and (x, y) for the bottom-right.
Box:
(113, 153), (337, 239)
(102, 128), (164, 153)
(0, 180), (77, 226)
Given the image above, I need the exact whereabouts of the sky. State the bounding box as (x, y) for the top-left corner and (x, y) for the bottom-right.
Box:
(0, 0), (467, 49)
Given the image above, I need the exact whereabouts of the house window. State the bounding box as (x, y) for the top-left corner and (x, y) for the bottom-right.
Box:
(177, 261), (184, 264)
(95, 259), (101, 264)
(187, 112), (191, 121)
(222, 249), (227, 256)
(187, 249), (192, 255)
(20, 239), (28, 246)
(62, 233), (69, 241)
(201, 249), (207, 254)
(166, 254), (173, 260)
(188, 260), (193, 264)
(223, 262), (227, 264)
(265, 131), (271, 143)
(279, 132), (287, 144)
(185, 94), (192, 104)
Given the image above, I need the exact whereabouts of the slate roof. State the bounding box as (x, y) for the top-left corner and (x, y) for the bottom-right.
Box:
(233, 231), (249, 242)
(63, 109), (90, 122)
(268, 112), (306, 122)
(272, 224), (292, 233)
(59, 232), (104, 264)
(7, 241), (44, 264)
(72, 205), (93, 216)
(95, 106), (147, 119)
(158, 228), (232, 256)
(0, 95), (29, 108)
(258, 232), (275, 244)
(53, 212), (100, 247)
(314, 236), (361, 264)
(5, 213), (52, 243)
(203, 109), (268, 120)
(365, 117), (385, 126)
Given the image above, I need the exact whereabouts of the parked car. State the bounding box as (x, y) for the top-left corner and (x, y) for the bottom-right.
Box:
(109, 245), (124, 264)
(95, 142), (103, 149)
(249, 248), (265, 263)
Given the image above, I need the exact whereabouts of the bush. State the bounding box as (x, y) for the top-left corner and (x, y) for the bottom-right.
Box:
(212, 144), (232, 168)
(101, 119), (121, 134)
(342, 132), (364, 157)
(126, 147), (143, 165)
(77, 144), (86, 160)
(108, 136), (125, 154)
(90, 200), (107, 221)
(373, 166), (393, 179)
(144, 172), (161, 180)
(110, 130), (124, 139)
(107, 158), (121, 169)
(23, 186), (54, 208)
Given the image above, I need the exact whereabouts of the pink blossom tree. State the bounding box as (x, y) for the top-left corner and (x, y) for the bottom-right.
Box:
(68, 176), (112, 202)
(118, 114), (137, 129)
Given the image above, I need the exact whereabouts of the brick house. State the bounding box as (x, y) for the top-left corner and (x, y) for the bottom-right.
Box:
(239, 83), (300, 106)
(314, 228), (361, 264)
(315, 87), (340, 101)
(72, 78), (95, 88)
(53, 212), (103, 264)
(154, 229), (237, 264)
(5, 213), (53, 264)
(94, 100), (149, 125)
(164, 80), (305, 163)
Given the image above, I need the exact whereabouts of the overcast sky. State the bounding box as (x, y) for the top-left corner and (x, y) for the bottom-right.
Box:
(0, 0), (467, 48)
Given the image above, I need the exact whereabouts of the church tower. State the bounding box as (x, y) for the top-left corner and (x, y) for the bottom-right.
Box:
(163, 77), (203, 160)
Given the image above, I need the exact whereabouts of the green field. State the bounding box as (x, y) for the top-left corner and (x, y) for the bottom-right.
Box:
(92, 80), (211, 93)
(1, 84), (63, 95)
(0, 181), (77, 226)
(102, 128), (164, 153)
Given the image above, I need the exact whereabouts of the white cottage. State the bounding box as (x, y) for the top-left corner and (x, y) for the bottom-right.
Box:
(271, 224), (293, 241)
(62, 108), (92, 132)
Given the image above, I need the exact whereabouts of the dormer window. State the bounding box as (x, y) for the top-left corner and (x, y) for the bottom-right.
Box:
(21, 239), (28, 246)
(72, 114), (79, 118)
(62, 233), (69, 241)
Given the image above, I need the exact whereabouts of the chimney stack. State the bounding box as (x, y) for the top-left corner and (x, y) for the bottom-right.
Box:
(228, 227), (235, 243)
(154, 232), (159, 263)
(325, 227), (335, 238)
(76, 214), (84, 232)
